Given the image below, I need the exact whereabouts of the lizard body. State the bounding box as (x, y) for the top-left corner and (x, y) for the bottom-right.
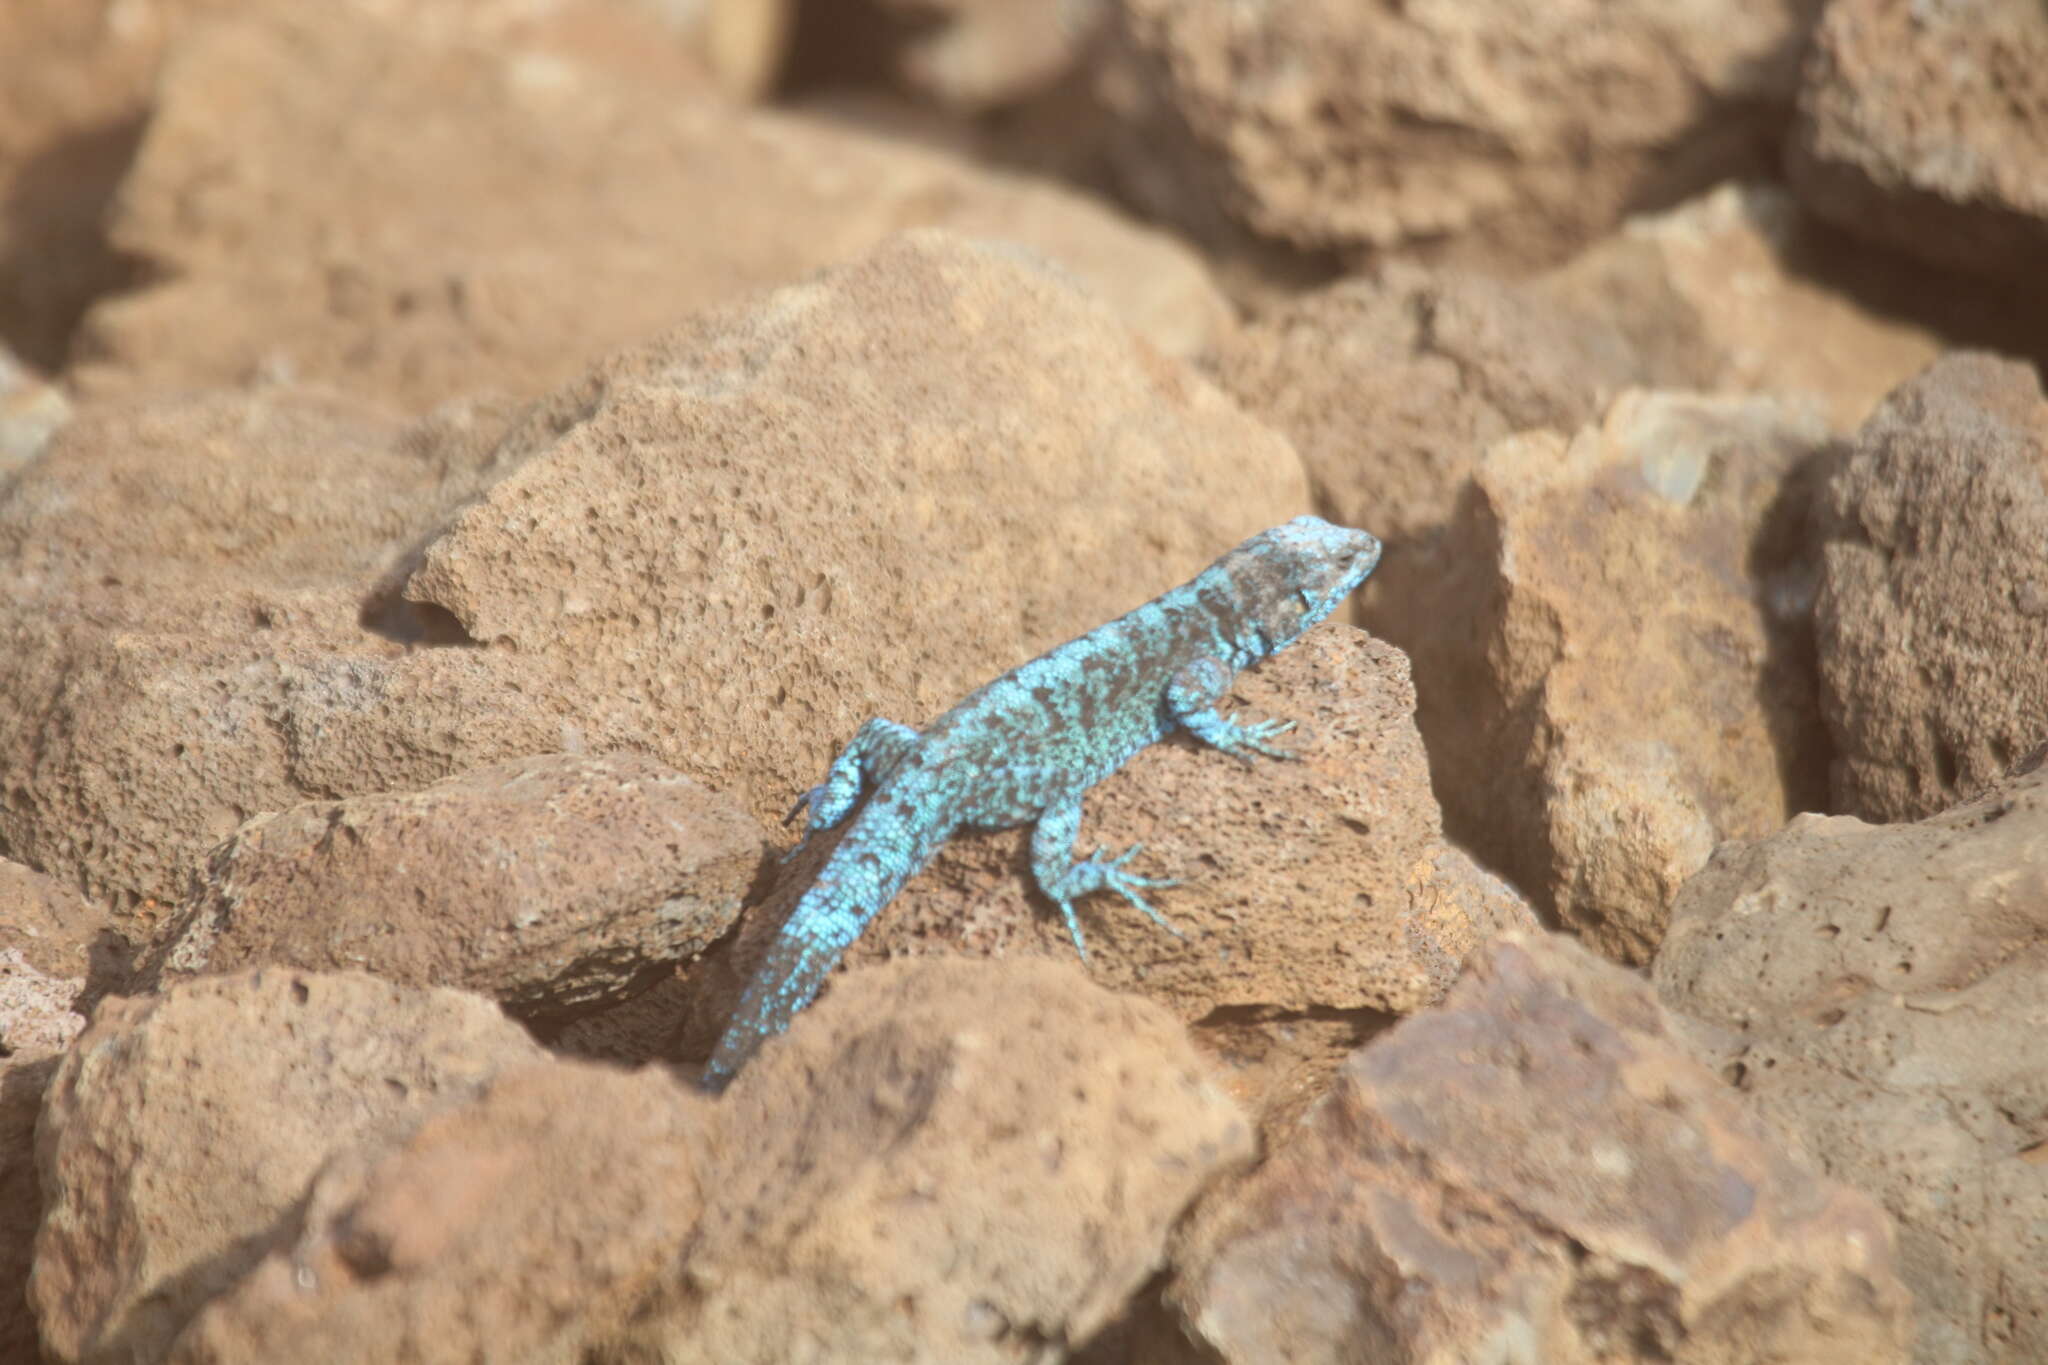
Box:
(700, 516), (1382, 1091)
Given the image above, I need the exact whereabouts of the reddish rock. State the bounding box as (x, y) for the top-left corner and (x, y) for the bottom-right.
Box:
(164, 1060), (707, 1365)
(637, 956), (1251, 1362)
(70, 6), (1229, 412)
(1174, 934), (1914, 1364)
(1404, 390), (1832, 962)
(1813, 352), (2048, 821)
(1788, 0), (2048, 288)
(30, 969), (544, 1365)
(1656, 755), (2048, 1362)
(138, 752), (767, 1026)
(675, 628), (1539, 1121)
(1095, 0), (1814, 268)
(1, 1053), (59, 1364)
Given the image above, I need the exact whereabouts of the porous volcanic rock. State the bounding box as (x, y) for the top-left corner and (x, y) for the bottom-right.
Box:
(70, 6), (1229, 411)
(29, 969), (545, 1365)
(136, 752), (767, 1027)
(1174, 933), (1914, 1364)
(1404, 389), (1833, 963)
(1656, 755), (2048, 1363)
(636, 956), (1252, 1363)
(1788, 0), (2048, 288)
(1813, 352), (2048, 821)
(163, 1059), (706, 1365)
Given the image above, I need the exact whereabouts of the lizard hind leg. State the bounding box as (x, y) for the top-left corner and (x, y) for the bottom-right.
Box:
(1028, 797), (1183, 962)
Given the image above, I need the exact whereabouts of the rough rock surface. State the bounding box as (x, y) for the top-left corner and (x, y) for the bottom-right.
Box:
(163, 1059), (706, 1365)
(1096, 0), (1814, 267)
(1211, 262), (1662, 564)
(674, 628), (1540, 1119)
(0, 950), (85, 1058)
(1405, 390), (1833, 963)
(0, 856), (107, 992)
(30, 969), (545, 1365)
(1788, 0), (2048, 287)
(1175, 933), (1914, 1365)
(0, 0), (766, 375)
(1814, 352), (2048, 821)
(2, 231), (1292, 913)
(638, 956), (1252, 1362)
(1, 1053), (58, 1364)
(1656, 756), (2048, 1364)
(70, 6), (1229, 412)
(1539, 182), (1945, 433)
(136, 752), (767, 1025)
(0, 386), (567, 912)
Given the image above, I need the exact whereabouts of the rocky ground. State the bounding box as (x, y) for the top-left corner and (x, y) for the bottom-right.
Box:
(1, 0), (2044, 1361)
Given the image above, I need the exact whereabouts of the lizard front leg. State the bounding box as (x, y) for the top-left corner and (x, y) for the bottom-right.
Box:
(1167, 656), (1297, 761)
(784, 717), (921, 849)
(1028, 794), (1181, 961)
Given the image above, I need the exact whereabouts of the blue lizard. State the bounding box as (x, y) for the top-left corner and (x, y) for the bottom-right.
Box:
(699, 516), (1383, 1091)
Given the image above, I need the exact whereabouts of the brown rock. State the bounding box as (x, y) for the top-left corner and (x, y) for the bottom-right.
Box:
(0, 855), (106, 986)
(1174, 934), (1914, 1364)
(1, 1053), (59, 1364)
(1788, 0), (2048, 287)
(873, 0), (1106, 109)
(633, 956), (1251, 1362)
(137, 752), (767, 1026)
(1655, 757), (2048, 1363)
(1095, 0), (1814, 268)
(1406, 390), (1833, 963)
(70, 6), (1229, 412)
(1814, 352), (2048, 821)
(676, 628), (1539, 1116)
(0, 0), (756, 376)
(29, 969), (545, 1365)
(5, 231), (1273, 914)
(1539, 181), (1945, 433)
(164, 1059), (706, 1365)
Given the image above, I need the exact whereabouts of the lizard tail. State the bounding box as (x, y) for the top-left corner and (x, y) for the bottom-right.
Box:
(698, 804), (952, 1092)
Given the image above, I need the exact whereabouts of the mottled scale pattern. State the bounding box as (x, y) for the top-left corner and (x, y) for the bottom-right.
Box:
(700, 516), (1383, 1091)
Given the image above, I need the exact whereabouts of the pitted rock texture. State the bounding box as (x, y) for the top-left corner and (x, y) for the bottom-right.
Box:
(1539, 181), (1944, 433)
(1, 232), (1292, 914)
(1788, 0), (2048, 288)
(2, 1053), (58, 1362)
(1096, 0), (1814, 267)
(136, 752), (766, 1026)
(0, 950), (84, 1058)
(1814, 352), (2048, 822)
(1656, 757), (2048, 1364)
(163, 1059), (706, 1365)
(70, 6), (1228, 412)
(1173, 933), (1914, 1365)
(637, 956), (1252, 1363)
(673, 628), (1539, 1121)
(402, 229), (1308, 840)
(1405, 390), (1833, 964)
(29, 969), (544, 1365)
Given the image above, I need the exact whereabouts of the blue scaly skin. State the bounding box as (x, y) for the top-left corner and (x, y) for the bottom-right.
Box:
(699, 516), (1383, 1092)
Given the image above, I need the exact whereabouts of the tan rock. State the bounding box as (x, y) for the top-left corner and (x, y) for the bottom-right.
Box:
(1095, 0), (1813, 268)
(70, 6), (1229, 412)
(873, 0), (1106, 109)
(1788, 0), (2048, 287)
(1655, 756), (2048, 1363)
(674, 628), (1539, 1118)
(0, 0), (757, 376)
(29, 969), (545, 1365)
(1814, 352), (2048, 821)
(634, 956), (1251, 1362)
(1, 1053), (59, 1364)
(5, 232), (1273, 914)
(1175, 934), (1914, 1364)
(1539, 182), (1945, 433)
(0, 855), (108, 987)
(164, 1059), (706, 1365)
(136, 752), (766, 1026)
(1406, 390), (1833, 963)
(0, 342), (70, 473)
(0, 949), (85, 1057)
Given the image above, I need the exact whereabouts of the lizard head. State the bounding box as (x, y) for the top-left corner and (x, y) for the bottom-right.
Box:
(1222, 515), (1383, 656)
